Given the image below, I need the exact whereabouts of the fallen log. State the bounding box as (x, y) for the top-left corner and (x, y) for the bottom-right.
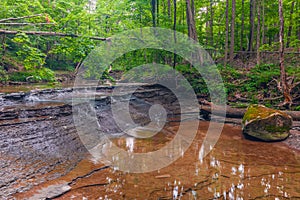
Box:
(200, 104), (300, 121)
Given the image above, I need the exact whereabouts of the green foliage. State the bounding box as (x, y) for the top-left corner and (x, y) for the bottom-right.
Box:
(50, 37), (95, 63)
(243, 64), (280, 92)
(12, 33), (46, 70)
(9, 68), (55, 82)
(0, 66), (8, 82)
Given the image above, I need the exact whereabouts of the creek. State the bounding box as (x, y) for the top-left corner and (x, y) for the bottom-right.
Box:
(0, 84), (299, 199)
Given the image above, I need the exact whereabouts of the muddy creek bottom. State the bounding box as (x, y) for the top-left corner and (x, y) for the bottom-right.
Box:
(14, 121), (300, 200)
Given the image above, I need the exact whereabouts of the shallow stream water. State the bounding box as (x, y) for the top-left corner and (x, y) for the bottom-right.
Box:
(0, 85), (299, 199)
(14, 121), (300, 200)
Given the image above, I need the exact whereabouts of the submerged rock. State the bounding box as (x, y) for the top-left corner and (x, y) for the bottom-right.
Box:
(242, 104), (292, 141)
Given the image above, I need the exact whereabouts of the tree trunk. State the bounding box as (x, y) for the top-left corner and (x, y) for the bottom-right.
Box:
(298, 0), (300, 41)
(209, 0), (214, 47)
(186, 0), (203, 65)
(157, 0), (159, 26)
(278, 0), (292, 108)
(151, 0), (157, 27)
(261, 0), (265, 45)
(229, 0), (236, 64)
(224, 0), (229, 66)
(186, 0), (198, 41)
(191, 0), (195, 18)
(173, 0), (177, 69)
(256, 0), (261, 65)
(248, 0), (256, 52)
(240, 0), (245, 51)
(168, 0), (171, 19)
(286, 1), (295, 48)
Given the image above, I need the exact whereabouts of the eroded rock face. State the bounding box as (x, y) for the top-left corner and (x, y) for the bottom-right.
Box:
(242, 104), (292, 141)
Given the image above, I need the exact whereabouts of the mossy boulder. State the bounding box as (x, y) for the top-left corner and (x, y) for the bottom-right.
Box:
(242, 104), (292, 141)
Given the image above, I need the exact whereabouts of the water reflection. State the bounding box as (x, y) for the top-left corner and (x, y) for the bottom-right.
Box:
(14, 121), (300, 199)
(125, 137), (134, 153)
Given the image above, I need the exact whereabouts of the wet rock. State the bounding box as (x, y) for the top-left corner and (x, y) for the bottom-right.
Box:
(242, 104), (292, 141)
(28, 183), (71, 199)
(3, 92), (26, 100)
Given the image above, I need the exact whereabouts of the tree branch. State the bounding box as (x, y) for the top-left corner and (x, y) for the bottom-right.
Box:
(0, 29), (109, 41)
(0, 23), (55, 26)
(0, 14), (44, 22)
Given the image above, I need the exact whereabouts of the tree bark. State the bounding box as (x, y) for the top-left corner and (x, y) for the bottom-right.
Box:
(229, 0), (236, 64)
(209, 0), (214, 47)
(186, 0), (198, 41)
(240, 0), (245, 51)
(173, 0), (177, 69)
(286, 1), (295, 48)
(256, 0), (261, 65)
(157, 0), (159, 26)
(298, 0), (300, 41)
(248, 0), (256, 52)
(278, 0), (292, 107)
(191, 0), (195, 18)
(168, 0), (171, 19)
(186, 0), (203, 65)
(224, 0), (229, 66)
(151, 0), (157, 27)
(261, 0), (265, 45)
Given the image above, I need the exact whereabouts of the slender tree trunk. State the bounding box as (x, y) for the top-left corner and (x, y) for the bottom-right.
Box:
(181, 3), (185, 26)
(168, 0), (171, 19)
(224, 0), (229, 66)
(248, 0), (256, 52)
(298, 1), (300, 41)
(286, 1), (295, 48)
(261, 0), (265, 45)
(157, 0), (159, 26)
(209, 0), (214, 47)
(256, 0), (261, 65)
(186, 0), (198, 41)
(229, 0), (236, 64)
(278, 0), (292, 107)
(191, 0), (195, 18)
(240, 0), (245, 51)
(151, 0), (157, 27)
(1, 34), (5, 56)
(173, 0), (177, 69)
(186, 0), (203, 65)
(205, 4), (209, 45)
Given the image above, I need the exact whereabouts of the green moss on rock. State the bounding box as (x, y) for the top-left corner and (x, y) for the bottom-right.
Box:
(242, 104), (292, 141)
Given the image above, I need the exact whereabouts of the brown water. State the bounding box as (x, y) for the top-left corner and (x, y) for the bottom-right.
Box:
(14, 121), (300, 200)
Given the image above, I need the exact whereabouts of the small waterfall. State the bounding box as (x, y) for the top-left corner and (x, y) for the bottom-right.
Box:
(0, 95), (3, 108)
(25, 94), (41, 102)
